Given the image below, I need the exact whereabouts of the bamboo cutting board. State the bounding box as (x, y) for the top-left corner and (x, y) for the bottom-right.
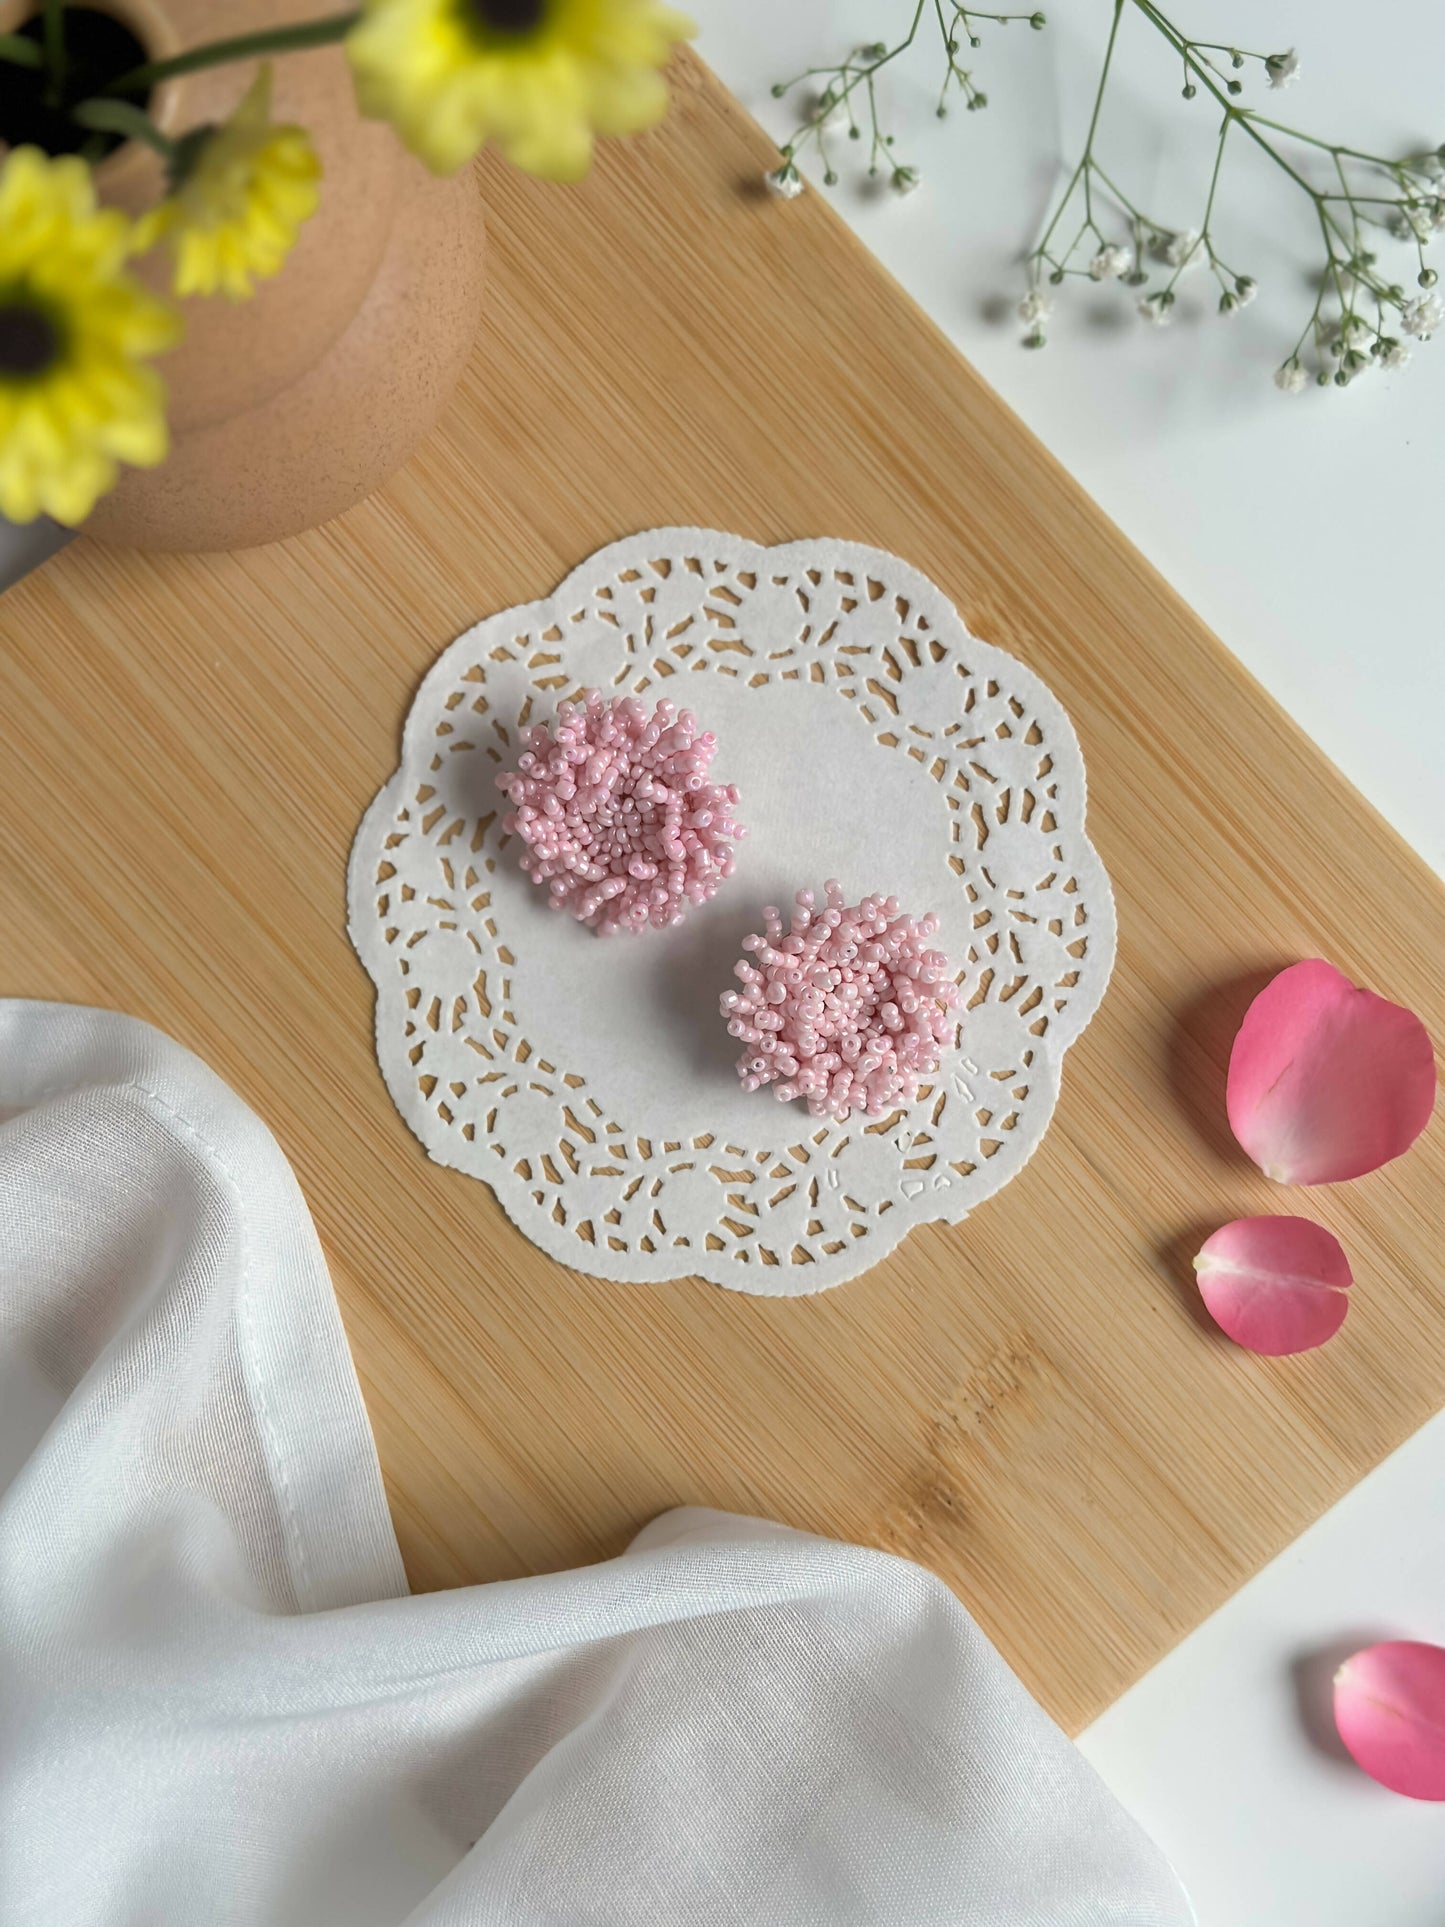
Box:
(3, 52), (1444, 1733)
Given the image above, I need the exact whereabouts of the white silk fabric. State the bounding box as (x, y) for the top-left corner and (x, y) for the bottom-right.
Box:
(0, 1003), (1192, 1925)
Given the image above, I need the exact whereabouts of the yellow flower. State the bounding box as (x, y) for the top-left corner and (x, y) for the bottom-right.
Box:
(0, 147), (179, 527)
(134, 67), (322, 301)
(346, 0), (695, 181)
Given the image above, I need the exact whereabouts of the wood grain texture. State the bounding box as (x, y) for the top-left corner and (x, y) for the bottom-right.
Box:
(2, 52), (1442, 1733)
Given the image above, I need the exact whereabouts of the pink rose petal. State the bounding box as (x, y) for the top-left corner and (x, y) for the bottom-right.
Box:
(1227, 960), (1435, 1185)
(1193, 1216), (1351, 1354)
(1335, 1641), (1445, 1800)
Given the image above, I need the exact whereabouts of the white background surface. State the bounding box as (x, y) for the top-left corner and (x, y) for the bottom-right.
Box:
(684, 2), (1445, 1921)
(3, 5), (1443, 1917)
(1080, 1409), (1445, 1925)
(694, 0), (1445, 872)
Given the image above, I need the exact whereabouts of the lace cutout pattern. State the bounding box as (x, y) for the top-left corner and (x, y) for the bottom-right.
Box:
(348, 531), (1115, 1295)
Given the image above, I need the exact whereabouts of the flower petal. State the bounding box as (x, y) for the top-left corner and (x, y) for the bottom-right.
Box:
(1226, 960), (1435, 1184)
(1193, 1216), (1351, 1354)
(0, 147), (177, 526)
(1335, 1642), (1445, 1799)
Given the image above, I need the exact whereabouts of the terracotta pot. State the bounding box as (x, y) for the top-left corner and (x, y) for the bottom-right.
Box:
(2, 0), (487, 551)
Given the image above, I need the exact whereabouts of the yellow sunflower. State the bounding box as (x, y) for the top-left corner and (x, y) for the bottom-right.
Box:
(346, 0), (695, 181)
(0, 147), (180, 527)
(134, 67), (322, 301)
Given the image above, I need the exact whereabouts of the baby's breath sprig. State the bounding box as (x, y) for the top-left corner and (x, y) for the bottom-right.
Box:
(764, 4), (1045, 202)
(1023, 0), (1444, 389)
(768, 0), (1444, 394)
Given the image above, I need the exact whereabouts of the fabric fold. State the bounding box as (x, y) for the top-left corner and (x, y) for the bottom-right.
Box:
(0, 1002), (1191, 1925)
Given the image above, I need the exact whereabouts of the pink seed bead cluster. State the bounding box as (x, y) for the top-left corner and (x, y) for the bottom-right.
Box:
(496, 691), (745, 936)
(721, 881), (962, 1122)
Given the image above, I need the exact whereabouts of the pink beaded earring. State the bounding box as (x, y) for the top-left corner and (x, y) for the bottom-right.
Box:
(721, 882), (961, 1122)
(496, 690), (745, 936)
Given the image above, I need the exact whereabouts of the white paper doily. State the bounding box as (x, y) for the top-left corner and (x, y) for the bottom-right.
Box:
(348, 530), (1115, 1295)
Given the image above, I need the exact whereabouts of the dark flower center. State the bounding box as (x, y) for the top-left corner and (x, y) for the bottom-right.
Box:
(468, 0), (547, 33)
(0, 303), (61, 379)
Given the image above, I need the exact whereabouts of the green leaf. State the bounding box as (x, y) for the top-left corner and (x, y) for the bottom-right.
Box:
(0, 31), (44, 69)
(70, 96), (176, 159)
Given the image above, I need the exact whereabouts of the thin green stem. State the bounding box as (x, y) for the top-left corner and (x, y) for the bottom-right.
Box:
(70, 96), (178, 158)
(1155, 110), (1232, 298)
(1246, 116), (1416, 174)
(771, 62), (852, 95)
(936, 0), (990, 114)
(778, 2), (1040, 171)
(1200, 112), (1230, 230)
(41, 0), (64, 96)
(933, 0), (962, 114)
(1182, 40), (1268, 59)
(1133, 0), (1326, 208)
(1329, 149), (1366, 259)
(1089, 159), (1156, 228)
(1317, 204), (1353, 311)
(779, 2), (927, 164)
(866, 70), (884, 171)
(1288, 281), (1327, 363)
(1033, 159), (1085, 262)
(1080, 0), (1123, 227)
(1030, 0), (1122, 268)
(1021, 0), (1425, 364)
(103, 10), (359, 96)
(956, 9), (1041, 28)
(1066, 213), (1093, 259)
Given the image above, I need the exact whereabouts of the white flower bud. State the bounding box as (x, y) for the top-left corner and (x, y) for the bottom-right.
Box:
(1017, 289), (1052, 326)
(1402, 292), (1445, 336)
(1265, 48), (1300, 88)
(1088, 243), (1132, 280)
(1394, 202), (1436, 242)
(1160, 228), (1204, 271)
